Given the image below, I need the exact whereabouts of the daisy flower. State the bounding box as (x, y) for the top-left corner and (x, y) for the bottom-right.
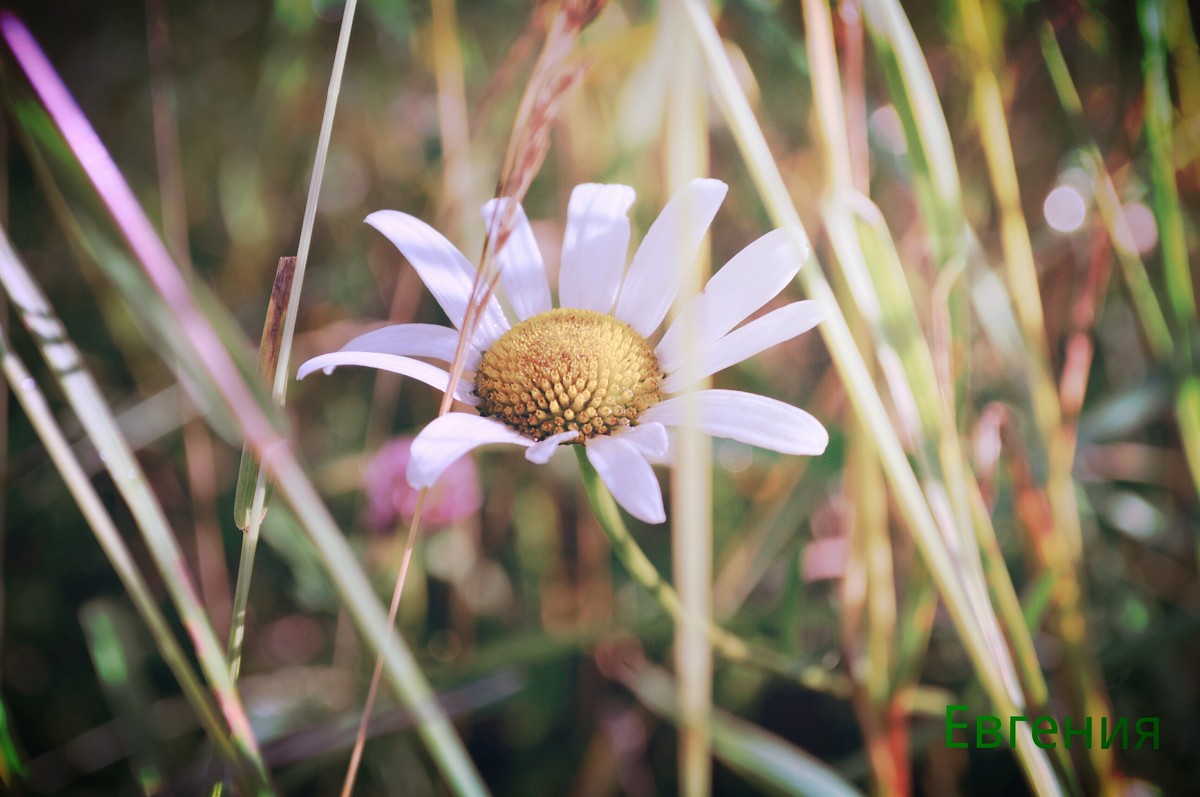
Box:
(299, 178), (828, 524)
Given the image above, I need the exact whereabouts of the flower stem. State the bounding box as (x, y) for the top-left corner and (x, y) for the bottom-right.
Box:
(574, 448), (852, 698)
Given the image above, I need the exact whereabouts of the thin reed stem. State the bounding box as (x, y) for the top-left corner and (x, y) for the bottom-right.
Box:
(226, 0), (361, 689)
(340, 493), (427, 797)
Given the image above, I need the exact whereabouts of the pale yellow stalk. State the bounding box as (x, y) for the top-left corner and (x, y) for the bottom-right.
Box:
(664, 0), (712, 793)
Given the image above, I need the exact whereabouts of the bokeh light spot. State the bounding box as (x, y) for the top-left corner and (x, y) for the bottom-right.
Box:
(1114, 201), (1158, 255)
(1043, 185), (1087, 233)
(869, 105), (907, 155)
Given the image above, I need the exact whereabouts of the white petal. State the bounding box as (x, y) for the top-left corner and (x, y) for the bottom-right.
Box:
(617, 421), (668, 459)
(614, 178), (728, 336)
(656, 228), (809, 373)
(483, 198), (552, 320)
(559, 184), (636, 313)
(585, 435), (666, 524)
(335, 323), (481, 371)
(365, 210), (509, 348)
(407, 413), (532, 488)
(524, 430), (580, 464)
(661, 301), (826, 393)
(297, 351), (478, 405)
(641, 389), (828, 455)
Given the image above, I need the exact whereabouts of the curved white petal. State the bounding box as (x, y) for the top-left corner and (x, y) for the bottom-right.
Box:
(617, 421), (668, 459)
(336, 323), (481, 371)
(585, 435), (666, 524)
(657, 228), (809, 372)
(614, 178), (728, 336)
(483, 198), (552, 320)
(641, 389), (828, 455)
(407, 413), (532, 488)
(661, 301), (826, 393)
(524, 430), (580, 464)
(365, 210), (509, 348)
(297, 351), (478, 405)
(559, 184), (635, 313)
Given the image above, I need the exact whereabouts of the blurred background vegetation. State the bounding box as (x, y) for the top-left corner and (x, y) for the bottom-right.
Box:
(0, 0), (1197, 795)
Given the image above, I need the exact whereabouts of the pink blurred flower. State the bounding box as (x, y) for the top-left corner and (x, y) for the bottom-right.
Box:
(362, 436), (481, 530)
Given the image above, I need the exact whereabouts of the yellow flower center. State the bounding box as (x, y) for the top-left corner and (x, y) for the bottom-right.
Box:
(474, 308), (663, 441)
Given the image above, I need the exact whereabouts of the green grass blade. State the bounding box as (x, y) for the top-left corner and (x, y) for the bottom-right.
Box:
(1139, 0), (1198, 354)
(0, 225), (275, 795)
(0, 695), (25, 785)
(81, 600), (167, 796)
(861, 0), (964, 263)
(1176, 377), (1200, 505)
(0, 305), (254, 790)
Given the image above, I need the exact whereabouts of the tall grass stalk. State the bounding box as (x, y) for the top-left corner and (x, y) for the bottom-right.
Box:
(1137, 0), (1200, 511)
(342, 2), (605, 790)
(229, 255), (295, 686)
(227, 0), (360, 686)
(801, 2), (902, 791)
(0, 229), (271, 795)
(340, 0), (483, 786)
(954, 0), (1062, 445)
(956, 1), (1117, 788)
(1, 14), (489, 794)
(339, 0), (472, 788)
(680, 2), (1064, 793)
(663, 0), (714, 793)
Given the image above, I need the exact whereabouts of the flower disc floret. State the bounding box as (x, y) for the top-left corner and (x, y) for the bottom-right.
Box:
(474, 307), (663, 441)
